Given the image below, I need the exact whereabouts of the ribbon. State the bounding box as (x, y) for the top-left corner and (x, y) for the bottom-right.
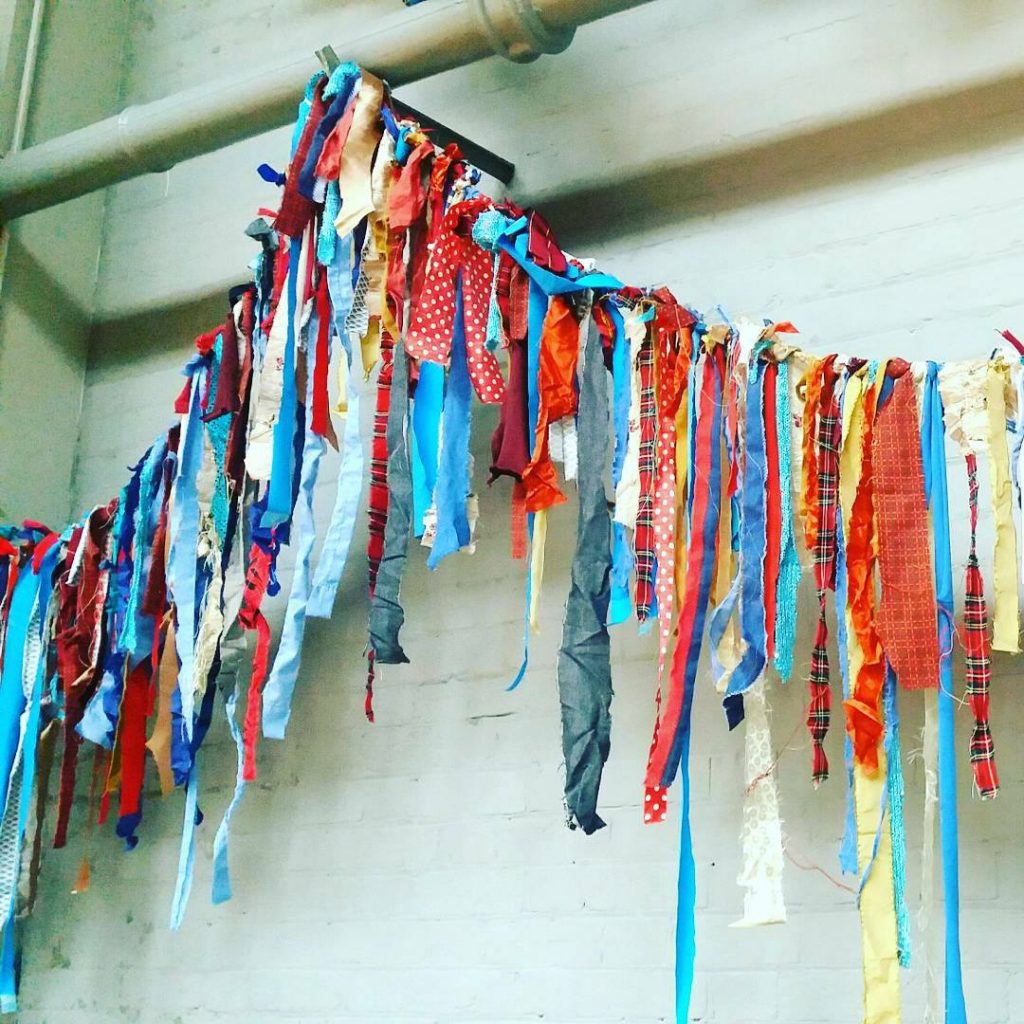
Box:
(307, 235), (365, 619)
(772, 357), (801, 680)
(427, 283), (473, 570)
(921, 364), (967, 1024)
(262, 310), (328, 739)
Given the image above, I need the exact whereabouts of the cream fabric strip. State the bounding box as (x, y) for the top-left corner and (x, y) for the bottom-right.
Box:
(732, 675), (786, 927)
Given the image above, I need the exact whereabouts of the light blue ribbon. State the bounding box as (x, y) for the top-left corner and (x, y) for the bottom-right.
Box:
(211, 684), (244, 905)
(169, 762), (200, 930)
(412, 361), (444, 538)
(307, 236), (364, 619)
(168, 367), (207, 741)
(427, 282), (473, 569)
(716, 366), (768, 727)
(262, 318), (327, 739)
(263, 241), (301, 528)
(0, 561), (42, 1012)
(921, 363), (967, 1024)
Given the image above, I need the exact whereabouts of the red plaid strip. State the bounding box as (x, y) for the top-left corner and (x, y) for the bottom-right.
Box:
(807, 361), (841, 783)
(962, 452), (999, 798)
(634, 333), (657, 620)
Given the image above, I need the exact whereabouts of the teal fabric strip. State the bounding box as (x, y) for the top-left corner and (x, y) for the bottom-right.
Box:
(883, 668), (912, 967)
(921, 364), (967, 1024)
(772, 358), (801, 681)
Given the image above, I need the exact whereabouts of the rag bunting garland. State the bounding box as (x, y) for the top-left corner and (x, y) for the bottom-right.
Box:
(0, 60), (1019, 1022)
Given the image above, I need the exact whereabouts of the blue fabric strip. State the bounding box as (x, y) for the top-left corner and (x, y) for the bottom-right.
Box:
(262, 315), (327, 739)
(263, 241), (301, 528)
(673, 347), (725, 1022)
(428, 282), (473, 569)
(496, 236), (622, 297)
(412, 360), (444, 538)
(211, 687), (244, 905)
(609, 302), (633, 626)
(308, 235), (364, 618)
(722, 366), (769, 725)
(921, 363), (967, 1024)
(773, 359), (801, 681)
(507, 281), (548, 691)
(169, 369), (207, 741)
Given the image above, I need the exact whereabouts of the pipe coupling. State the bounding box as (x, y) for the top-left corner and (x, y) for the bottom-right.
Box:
(473, 0), (575, 63)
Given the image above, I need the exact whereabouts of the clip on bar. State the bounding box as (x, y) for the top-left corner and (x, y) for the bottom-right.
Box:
(315, 45), (515, 185)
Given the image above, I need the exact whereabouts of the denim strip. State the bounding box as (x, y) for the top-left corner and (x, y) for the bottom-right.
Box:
(557, 309), (612, 834)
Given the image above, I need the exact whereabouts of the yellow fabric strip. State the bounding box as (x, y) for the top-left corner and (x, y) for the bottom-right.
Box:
(528, 508), (548, 634)
(334, 72), (385, 238)
(986, 362), (1020, 652)
(839, 374), (902, 1024)
(147, 617), (179, 798)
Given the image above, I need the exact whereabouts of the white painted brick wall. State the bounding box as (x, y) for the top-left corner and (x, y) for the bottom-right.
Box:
(10, 1), (1024, 1021)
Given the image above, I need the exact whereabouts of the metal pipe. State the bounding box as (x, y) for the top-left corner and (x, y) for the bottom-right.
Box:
(0, 0), (654, 222)
(10, 0), (47, 154)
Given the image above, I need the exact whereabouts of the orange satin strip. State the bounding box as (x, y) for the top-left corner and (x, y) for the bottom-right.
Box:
(799, 360), (825, 549)
(842, 379), (886, 774)
(521, 295), (580, 513)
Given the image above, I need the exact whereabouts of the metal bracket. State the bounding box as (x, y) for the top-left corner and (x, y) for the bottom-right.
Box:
(316, 44), (515, 184)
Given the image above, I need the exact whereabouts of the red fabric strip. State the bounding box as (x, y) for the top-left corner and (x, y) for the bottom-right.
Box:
(873, 373), (941, 690)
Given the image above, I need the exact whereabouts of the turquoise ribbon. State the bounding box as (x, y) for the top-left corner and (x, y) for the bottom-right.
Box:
(608, 302), (633, 626)
(920, 363), (967, 1024)
(0, 559), (44, 1013)
(411, 361), (444, 538)
(883, 667), (912, 967)
(772, 359), (801, 681)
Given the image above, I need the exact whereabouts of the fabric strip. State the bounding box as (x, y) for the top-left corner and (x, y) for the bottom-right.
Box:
(556, 308), (612, 834)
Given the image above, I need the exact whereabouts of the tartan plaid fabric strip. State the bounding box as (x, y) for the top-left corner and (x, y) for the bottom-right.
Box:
(962, 452), (999, 798)
(367, 335), (395, 599)
(634, 333), (658, 620)
(807, 360), (841, 784)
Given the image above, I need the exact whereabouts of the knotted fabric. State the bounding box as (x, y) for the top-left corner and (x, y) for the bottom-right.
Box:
(805, 357), (841, 783)
(961, 453), (998, 798)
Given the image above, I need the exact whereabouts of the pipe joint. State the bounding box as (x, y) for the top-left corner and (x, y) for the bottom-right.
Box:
(473, 0), (575, 63)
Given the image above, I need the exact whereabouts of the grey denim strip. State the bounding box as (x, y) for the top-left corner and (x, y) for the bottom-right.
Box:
(368, 341), (412, 665)
(557, 306), (613, 834)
